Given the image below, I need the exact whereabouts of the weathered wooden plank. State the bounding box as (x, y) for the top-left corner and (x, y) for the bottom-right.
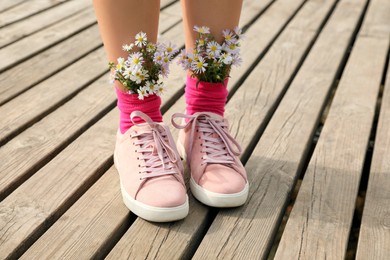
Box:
(356, 62), (390, 260)
(275, 37), (388, 260)
(354, 0), (390, 258)
(0, 7), (96, 72)
(106, 0), (318, 258)
(0, 0), (91, 48)
(0, 109), (117, 259)
(21, 167), (130, 259)
(0, 75), (115, 200)
(0, 25), (102, 105)
(0, 0), (68, 28)
(192, 0), (368, 259)
(0, 48), (108, 146)
(0, 0), (25, 13)
(276, 0), (390, 257)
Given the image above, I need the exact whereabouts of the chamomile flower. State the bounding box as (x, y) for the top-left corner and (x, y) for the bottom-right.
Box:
(164, 42), (177, 56)
(220, 52), (233, 65)
(137, 86), (149, 100)
(222, 29), (236, 44)
(109, 29), (248, 97)
(116, 57), (125, 70)
(153, 52), (164, 65)
(122, 43), (134, 52)
(123, 68), (133, 79)
(131, 69), (148, 84)
(156, 83), (165, 96)
(135, 32), (147, 47)
(192, 56), (208, 73)
(231, 54), (242, 66)
(194, 25), (210, 34)
(146, 81), (157, 95)
(207, 41), (222, 57)
(128, 52), (144, 69)
(223, 42), (240, 54)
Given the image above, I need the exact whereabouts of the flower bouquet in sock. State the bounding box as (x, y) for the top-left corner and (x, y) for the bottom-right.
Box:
(177, 26), (244, 84)
(109, 32), (178, 100)
(177, 26), (244, 116)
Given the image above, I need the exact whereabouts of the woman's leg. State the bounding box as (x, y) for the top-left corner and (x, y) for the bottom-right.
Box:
(175, 1), (249, 208)
(181, 0), (243, 49)
(93, 1), (188, 222)
(93, 0), (160, 91)
(93, 0), (162, 133)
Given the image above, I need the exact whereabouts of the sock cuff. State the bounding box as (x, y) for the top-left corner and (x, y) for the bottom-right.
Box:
(184, 76), (229, 116)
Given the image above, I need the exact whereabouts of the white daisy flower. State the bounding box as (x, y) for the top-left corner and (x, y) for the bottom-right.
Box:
(220, 52), (233, 65)
(131, 69), (148, 84)
(231, 54), (242, 67)
(137, 86), (149, 100)
(207, 41), (222, 57)
(135, 31), (147, 47)
(191, 56), (208, 73)
(128, 52), (144, 69)
(194, 25), (210, 34)
(156, 83), (165, 96)
(164, 42), (177, 56)
(123, 68), (132, 79)
(122, 43), (134, 52)
(145, 81), (157, 95)
(222, 29), (236, 44)
(146, 42), (156, 53)
(153, 51), (164, 65)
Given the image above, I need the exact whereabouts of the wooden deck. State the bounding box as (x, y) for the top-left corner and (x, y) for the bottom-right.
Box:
(0, 0), (389, 259)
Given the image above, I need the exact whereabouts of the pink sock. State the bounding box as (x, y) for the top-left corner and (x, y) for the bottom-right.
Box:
(185, 76), (229, 116)
(116, 88), (163, 134)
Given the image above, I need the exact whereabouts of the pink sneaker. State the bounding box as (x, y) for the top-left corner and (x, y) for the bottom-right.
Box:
(172, 112), (249, 207)
(114, 111), (188, 222)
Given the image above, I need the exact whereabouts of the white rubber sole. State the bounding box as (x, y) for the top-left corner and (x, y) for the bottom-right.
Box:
(120, 182), (189, 222)
(177, 141), (249, 208)
(190, 177), (249, 208)
(114, 152), (189, 222)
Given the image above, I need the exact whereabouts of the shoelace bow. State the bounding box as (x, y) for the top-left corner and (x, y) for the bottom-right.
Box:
(131, 111), (180, 181)
(172, 113), (242, 166)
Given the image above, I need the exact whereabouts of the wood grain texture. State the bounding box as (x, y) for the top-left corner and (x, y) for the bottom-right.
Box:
(356, 62), (390, 260)
(0, 0), (91, 48)
(0, 48), (107, 145)
(355, 0), (390, 258)
(193, 0), (368, 259)
(0, 24), (102, 105)
(0, 0), (69, 28)
(275, 7), (389, 260)
(106, 0), (310, 258)
(0, 7), (96, 72)
(0, 75), (115, 200)
(0, 110), (118, 259)
(21, 167), (131, 259)
(0, 0), (25, 13)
